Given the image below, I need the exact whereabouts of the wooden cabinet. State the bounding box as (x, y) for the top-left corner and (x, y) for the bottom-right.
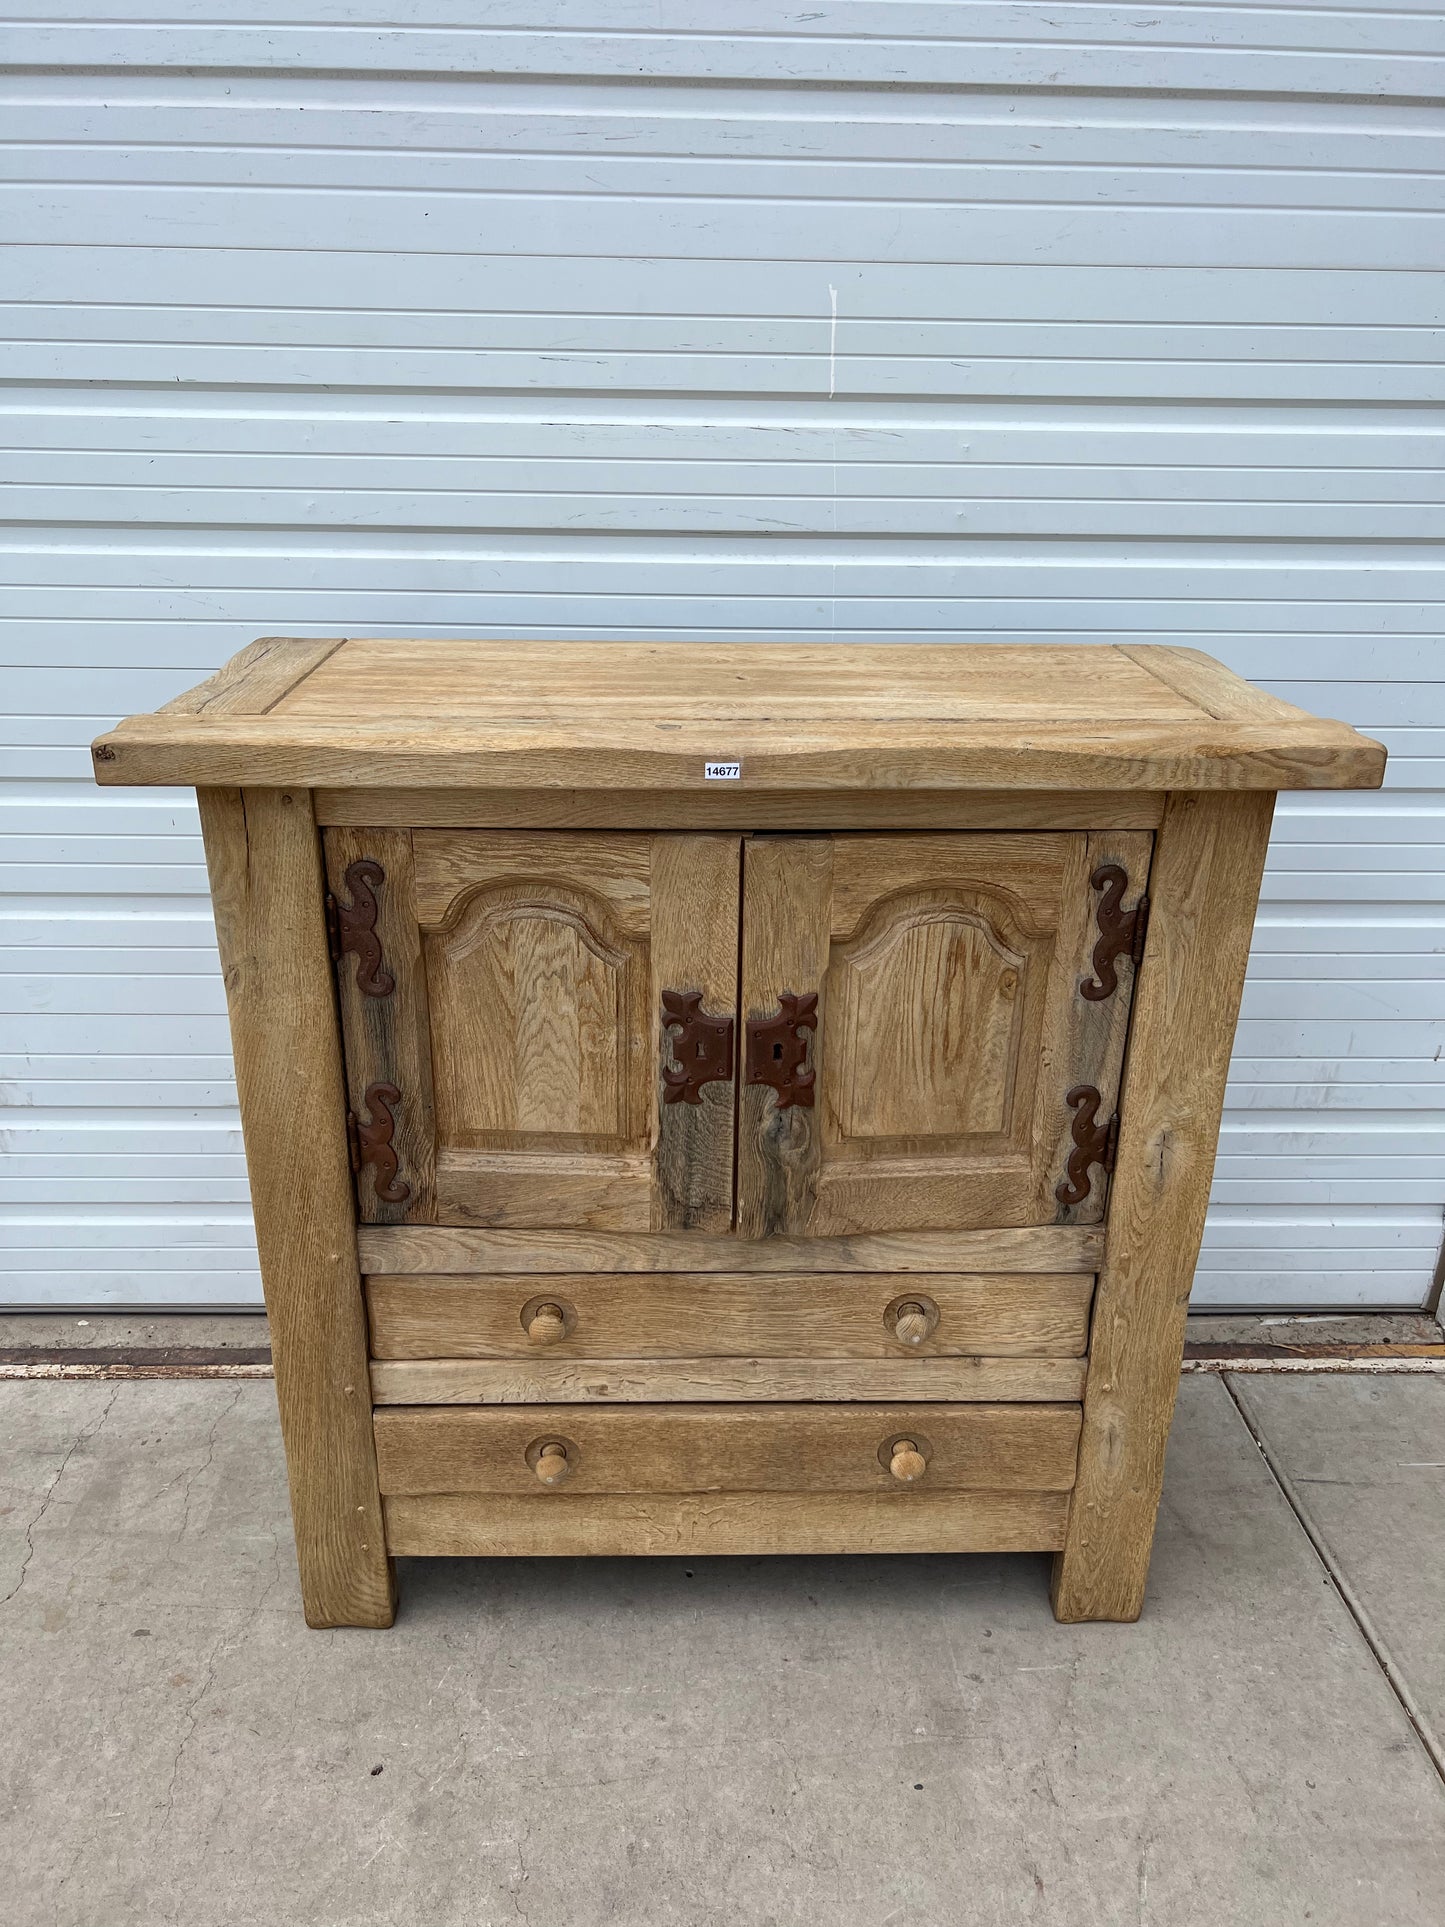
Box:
(95, 639), (1384, 1628)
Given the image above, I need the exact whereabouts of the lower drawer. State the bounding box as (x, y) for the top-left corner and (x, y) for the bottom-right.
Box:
(383, 1491), (1071, 1557)
(373, 1402), (1082, 1498)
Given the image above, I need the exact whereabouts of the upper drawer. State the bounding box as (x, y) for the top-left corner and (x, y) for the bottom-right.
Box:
(366, 1270), (1093, 1360)
(366, 1269), (1092, 1405)
(327, 827), (1149, 1238)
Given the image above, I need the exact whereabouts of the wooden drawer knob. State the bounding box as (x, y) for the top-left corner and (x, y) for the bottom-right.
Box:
(533, 1441), (571, 1485)
(886, 1293), (939, 1347)
(892, 1303), (930, 1346)
(526, 1303), (568, 1346)
(888, 1439), (928, 1484)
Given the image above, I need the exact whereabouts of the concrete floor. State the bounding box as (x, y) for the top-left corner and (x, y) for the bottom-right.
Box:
(2, 1368), (1443, 1925)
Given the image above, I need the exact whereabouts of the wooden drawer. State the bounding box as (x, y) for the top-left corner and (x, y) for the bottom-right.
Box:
(383, 1492), (1073, 1559)
(366, 1270), (1093, 1404)
(367, 1270), (1092, 1360)
(372, 1402), (1082, 1497)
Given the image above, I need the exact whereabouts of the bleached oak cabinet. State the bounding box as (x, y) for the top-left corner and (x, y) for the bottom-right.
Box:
(94, 641), (1384, 1627)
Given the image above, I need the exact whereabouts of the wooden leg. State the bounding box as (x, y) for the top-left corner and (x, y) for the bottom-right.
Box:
(1052, 789), (1274, 1623)
(200, 786), (395, 1628)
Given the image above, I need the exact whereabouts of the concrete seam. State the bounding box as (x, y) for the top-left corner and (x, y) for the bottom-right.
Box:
(1222, 1372), (1445, 1795)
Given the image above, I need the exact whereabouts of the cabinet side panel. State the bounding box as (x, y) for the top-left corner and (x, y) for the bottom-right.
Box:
(199, 785), (394, 1629)
(1052, 789), (1274, 1624)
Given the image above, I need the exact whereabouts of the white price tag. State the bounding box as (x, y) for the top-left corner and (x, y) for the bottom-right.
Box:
(704, 761), (742, 781)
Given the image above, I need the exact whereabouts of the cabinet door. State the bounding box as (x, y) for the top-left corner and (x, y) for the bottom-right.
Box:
(736, 832), (1150, 1237)
(327, 829), (741, 1232)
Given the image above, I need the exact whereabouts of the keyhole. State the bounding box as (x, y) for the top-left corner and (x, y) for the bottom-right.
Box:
(773, 1042), (784, 1061)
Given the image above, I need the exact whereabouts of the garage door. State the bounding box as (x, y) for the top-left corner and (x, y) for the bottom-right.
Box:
(3, 3), (1442, 1310)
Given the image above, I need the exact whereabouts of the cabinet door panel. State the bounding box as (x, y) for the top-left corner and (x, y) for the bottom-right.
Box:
(423, 861), (648, 1152)
(329, 829), (741, 1231)
(738, 832), (1150, 1237)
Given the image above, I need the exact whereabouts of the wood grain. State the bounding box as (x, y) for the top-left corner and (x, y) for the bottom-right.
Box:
(358, 1223), (1104, 1275)
(276, 640), (1204, 723)
(414, 830), (655, 1230)
(374, 1402), (1082, 1495)
(93, 713), (1386, 794)
(736, 831), (1147, 1237)
(1118, 645), (1320, 724)
(198, 786), (394, 1628)
(323, 826), (436, 1224)
(1051, 788), (1276, 1624)
(411, 830), (653, 933)
(383, 1490), (1071, 1557)
(401, 829), (744, 1231)
(812, 831), (1068, 1235)
(364, 1270), (1094, 1359)
(94, 641), (1388, 793)
(313, 787), (1168, 831)
(736, 835), (832, 1238)
(159, 637), (345, 717)
(649, 834), (741, 1232)
(434, 1152), (654, 1232)
(370, 1357), (1087, 1404)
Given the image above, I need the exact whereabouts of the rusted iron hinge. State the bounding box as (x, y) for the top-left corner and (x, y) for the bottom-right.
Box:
(745, 991), (819, 1110)
(660, 990), (736, 1104)
(347, 1081), (410, 1206)
(1081, 862), (1149, 1002)
(1055, 1084), (1119, 1208)
(326, 858), (395, 998)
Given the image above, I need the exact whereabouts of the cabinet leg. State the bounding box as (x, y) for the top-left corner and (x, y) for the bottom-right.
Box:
(1051, 790), (1274, 1624)
(200, 786), (396, 1628)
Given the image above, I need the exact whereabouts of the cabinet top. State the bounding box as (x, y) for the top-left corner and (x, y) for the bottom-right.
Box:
(92, 638), (1384, 794)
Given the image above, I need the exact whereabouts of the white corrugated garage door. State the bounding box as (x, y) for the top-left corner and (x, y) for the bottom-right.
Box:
(2, 3), (1442, 1310)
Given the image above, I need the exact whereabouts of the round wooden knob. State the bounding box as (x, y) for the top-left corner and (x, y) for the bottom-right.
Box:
(889, 1439), (928, 1484)
(886, 1292), (939, 1348)
(534, 1442), (570, 1485)
(892, 1302), (930, 1346)
(526, 1303), (567, 1346)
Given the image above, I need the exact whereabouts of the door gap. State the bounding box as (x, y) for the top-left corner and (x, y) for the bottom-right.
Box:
(730, 835), (747, 1233)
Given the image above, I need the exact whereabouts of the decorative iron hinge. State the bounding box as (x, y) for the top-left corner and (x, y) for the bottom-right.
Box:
(326, 858), (395, 998)
(1081, 862), (1149, 1002)
(745, 991), (819, 1110)
(347, 1081), (410, 1206)
(660, 990), (736, 1105)
(1055, 1084), (1119, 1208)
